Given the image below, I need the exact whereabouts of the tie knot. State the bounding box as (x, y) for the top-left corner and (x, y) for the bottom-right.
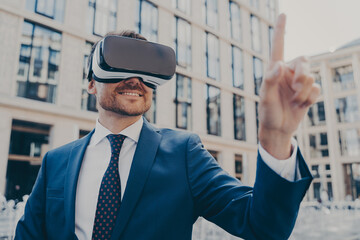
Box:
(107, 134), (126, 154)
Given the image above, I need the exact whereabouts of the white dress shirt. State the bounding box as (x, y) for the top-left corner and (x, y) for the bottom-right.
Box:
(74, 117), (299, 240)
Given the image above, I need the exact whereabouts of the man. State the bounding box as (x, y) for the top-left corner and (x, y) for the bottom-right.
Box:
(15, 14), (320, 240)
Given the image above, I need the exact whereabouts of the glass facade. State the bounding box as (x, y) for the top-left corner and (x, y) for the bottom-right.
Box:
(233, 94), (246, 140)
(88, 0), (117, 36)
(205, 32), (220, 81)
(174, 17), (192, 69)
(81, 42), (97, 112)
(17, 21), (62, 104)
(309, 132), (329, 158)
(250, 14), (262, 53)
(335, 95), (360, 123)
(339, 128), (360, 157)
(172, 0), (191, 14)
(135, 0), (158, 42)
(204, 0), (218, 29)
(307, 101), (326, 126)
(206, 85), (221, 136)
(175, 74), (192, 129)
(26, 0), (65, 22)
(232, 46), (244, 89)
(332, 65), (355, 92)
(229, 1), (241, 42)
(253, 57), (263, 95)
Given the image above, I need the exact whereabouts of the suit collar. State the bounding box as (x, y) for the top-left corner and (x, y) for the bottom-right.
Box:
(111, 118), (161, 240)
(64, 130), (94, 237)
(90, 117), (143, 146)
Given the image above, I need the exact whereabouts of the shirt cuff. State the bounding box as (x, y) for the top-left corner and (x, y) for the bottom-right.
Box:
(258, 137), (300, 182)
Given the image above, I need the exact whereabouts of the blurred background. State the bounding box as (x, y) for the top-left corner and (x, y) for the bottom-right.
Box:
(0, 0), (359, 239)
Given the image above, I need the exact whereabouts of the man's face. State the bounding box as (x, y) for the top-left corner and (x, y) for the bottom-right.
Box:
(88, 77), (153, 117)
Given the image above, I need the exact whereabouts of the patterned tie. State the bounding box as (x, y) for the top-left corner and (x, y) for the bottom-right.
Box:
(92, 134), (126, 240)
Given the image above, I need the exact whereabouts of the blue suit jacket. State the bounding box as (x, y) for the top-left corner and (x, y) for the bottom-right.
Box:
(15, 119), (312, 240)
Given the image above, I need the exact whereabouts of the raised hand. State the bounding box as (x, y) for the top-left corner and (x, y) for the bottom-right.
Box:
(258, 14), (321, 159)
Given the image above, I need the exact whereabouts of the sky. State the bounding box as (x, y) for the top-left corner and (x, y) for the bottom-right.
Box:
(278, 0), (360, 61)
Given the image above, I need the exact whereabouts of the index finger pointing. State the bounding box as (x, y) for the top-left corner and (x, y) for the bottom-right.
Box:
(270, 13), (286, 63)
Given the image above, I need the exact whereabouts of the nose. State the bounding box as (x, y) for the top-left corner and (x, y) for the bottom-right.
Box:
(123, 77), (142, 85)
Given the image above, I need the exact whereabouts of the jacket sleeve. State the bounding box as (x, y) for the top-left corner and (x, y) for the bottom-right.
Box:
(15, 153), (48, 240)
(186, 133), (312, 240)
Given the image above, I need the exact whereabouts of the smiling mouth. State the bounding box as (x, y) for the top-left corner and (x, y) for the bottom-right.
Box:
(118, 92), (143, 97)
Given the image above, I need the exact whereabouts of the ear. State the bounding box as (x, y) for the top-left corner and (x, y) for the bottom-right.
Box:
(87, 79), (97, 94)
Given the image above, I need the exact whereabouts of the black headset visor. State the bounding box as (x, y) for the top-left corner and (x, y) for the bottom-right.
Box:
(90, 35), (176, 89)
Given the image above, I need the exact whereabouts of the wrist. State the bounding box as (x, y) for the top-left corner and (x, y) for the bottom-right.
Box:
(259, 127), (293, 160)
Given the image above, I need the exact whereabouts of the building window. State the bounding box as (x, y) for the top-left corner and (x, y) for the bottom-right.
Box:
(232, 46), (244, 89)
(135, 0), (158, 42)
(204, 0), (218, 29)
(174, 17), (192, 69)
(206, 85), (221, 136)
(6, 120), (50, 201)
(250, 14), (262, 53)
(268, 26), (274, 56)
(335, 95), (360, 123)
(343, 163), (360, 200)
(325, 164), (331, 178)
(339, 128), (360, 157)
(309, 132), (329, 158)
(255, 101), (259, 140)
(175, 74), (192, 129)
(250, 0), (260, 10)
(266, 0), (276, 22)
(234, 94), (246, 141)
(311, 165), (320, 178)
(25, 0), (66, 22)
(313, 71), (322, 94)
(172, 0), (191, 14)
(144, 90), (156, 123)
(229, 1), (241, 42)
(88, 0), (117, 36)
(332, 65), (355, 92)
(235, 154), (243, 180)
(313, 182), (321, 201)
(81, 42), (97, 112)
(205, 32), (220, 81)
(17, 21), (62, 104)
(307, 101), (326, 126)
(253, 57), (263, 95)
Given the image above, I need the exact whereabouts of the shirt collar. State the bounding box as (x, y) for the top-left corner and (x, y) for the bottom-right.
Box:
(89, 117), (143, 146)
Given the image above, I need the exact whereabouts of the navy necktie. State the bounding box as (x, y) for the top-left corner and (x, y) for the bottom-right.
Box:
(92, 134), (126, 240)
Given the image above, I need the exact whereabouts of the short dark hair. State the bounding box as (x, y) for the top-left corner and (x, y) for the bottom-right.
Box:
(86, 30), (147, 81)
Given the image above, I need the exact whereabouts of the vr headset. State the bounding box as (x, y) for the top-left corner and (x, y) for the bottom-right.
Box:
(88, 35), (176, 89)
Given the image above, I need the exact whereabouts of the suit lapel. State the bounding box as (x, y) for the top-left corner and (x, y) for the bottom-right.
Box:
(64, 130), (94, 237)
(111, 119), (161, 240)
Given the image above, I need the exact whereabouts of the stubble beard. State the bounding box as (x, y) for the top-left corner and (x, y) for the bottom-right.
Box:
(98, 93), (151, 117)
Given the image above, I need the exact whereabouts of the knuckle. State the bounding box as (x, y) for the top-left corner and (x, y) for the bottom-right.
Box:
(308, 76), (315, 84)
